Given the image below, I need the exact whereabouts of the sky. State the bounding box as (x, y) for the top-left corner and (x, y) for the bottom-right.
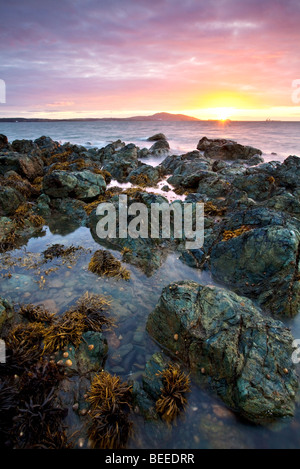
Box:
(0, 0), (300, 121)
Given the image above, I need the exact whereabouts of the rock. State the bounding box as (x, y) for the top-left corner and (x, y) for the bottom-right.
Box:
(127, 164), (163, 186)
(43, 170), (106, 200)
(0, 186), (24, 215)
(57, 331), (108, 376)
(197, 137), (262, 161)
(0, 134), (11, 151)
(149, 139), (170, 155)
(0, 296), (15, 337)
(34, 136), (61, 157)
(147, 133), (167, 141)
(35, 194), (51, 217)
(146, 281), (298, 422)
(210, 224), (300, 317)
(0, 151), (44, 181)
(101, 143), (139, 182)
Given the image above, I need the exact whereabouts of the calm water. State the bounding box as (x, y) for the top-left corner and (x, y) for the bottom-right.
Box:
(1, 120), (300, 448)
(1, 120), (300, 163)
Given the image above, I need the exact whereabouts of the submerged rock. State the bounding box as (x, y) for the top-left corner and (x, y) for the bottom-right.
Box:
(146, 281), (298, 423)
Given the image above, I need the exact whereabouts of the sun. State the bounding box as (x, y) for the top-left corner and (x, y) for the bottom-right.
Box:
(215, 107), (235, 121)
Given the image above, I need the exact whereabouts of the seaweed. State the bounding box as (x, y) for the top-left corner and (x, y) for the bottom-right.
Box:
(3, 323), (47, 373)
(42, 312), (85, 354)
(12, 387), (68, 449)
(0, 378), (18, 447)
(43, 243), (82, 260)
(155, 364), (190, 423)
(204, 201), (227, 216)
(86, 371), (133, 449)
(222, 225), (251, 241)
(88, 249), (130, 280)
(18, 304), (55, 325)
(72, 291), (114, 332)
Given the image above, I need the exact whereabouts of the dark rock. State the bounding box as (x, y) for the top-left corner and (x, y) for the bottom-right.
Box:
(0, 186), (24, 215)
(0, 135), (11, 152)
(210, 224), (300, 317)
(43, 170), (106, 200)
(149, 139), (170, 155)
(197, 137), (262, 161)
(146, 281), (298, 422)
(147, 133), (167, 142)
(127, 164), (163, 186)
(101, 143), (139, 182)
(0, 151), (44, 181)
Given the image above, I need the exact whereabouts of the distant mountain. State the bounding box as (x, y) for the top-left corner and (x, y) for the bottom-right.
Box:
(126, 112), (201, 121)
(0, 112), (201, 123)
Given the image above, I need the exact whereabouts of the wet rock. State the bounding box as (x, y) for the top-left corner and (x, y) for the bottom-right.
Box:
(197, 137), (262, 161)
(43, 170), (106, 200)
(149, 139), (170, 155)
(0, 186), (24, 216)
(210, 224), (300, 317)
(101, 143), (139, 182)
(147, 133), (167, 141)
(127, 164), (163, 186)
(146, 281), (298, 422)
(0, 296), (15, 337)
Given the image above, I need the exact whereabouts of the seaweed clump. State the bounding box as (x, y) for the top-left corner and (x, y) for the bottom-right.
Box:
(19, 304), (55, 325)
(43, 292), (113, 354)
(222, 225), (251, 241)
(86, 371), (133, 449)
(88, 250), (130, 280)
(155, 364), (190, 424)
(43, 243), (82, 260)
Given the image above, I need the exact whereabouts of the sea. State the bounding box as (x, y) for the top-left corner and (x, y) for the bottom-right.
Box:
(1, 119), (300, 164)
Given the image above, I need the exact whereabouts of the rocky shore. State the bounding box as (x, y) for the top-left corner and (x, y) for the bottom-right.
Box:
(0, 131), (300, 447)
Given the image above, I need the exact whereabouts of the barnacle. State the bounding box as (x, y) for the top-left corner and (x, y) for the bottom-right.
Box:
(155, 364), (190, 423)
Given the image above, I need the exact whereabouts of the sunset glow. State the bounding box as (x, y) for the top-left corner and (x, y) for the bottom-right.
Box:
(0, 0), (300, 121)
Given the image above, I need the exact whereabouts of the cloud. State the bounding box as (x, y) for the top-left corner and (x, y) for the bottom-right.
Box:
(0, 0), (300, 117)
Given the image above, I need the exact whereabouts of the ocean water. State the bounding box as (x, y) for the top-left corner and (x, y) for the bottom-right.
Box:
(1, 120), (300, 163)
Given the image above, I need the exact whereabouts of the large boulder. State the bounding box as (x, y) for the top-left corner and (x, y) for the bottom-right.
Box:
(43, 170), (106, 200)
(146, 281), (298, 422)
(149, 139), (170, 155)
(210, 225), (300, 317)
(0, 151), (44, 181)
(197, 137), (262, 161)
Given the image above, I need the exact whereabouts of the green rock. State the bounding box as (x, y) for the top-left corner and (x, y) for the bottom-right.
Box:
(210, 225), (300, 317)
(146, 281), (298, 423)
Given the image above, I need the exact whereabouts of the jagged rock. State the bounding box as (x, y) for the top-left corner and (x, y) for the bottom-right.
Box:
(43, 170), (106, 200)
(146, 281), (298, 422)
(210, 224), (300, 317)
(197, 137), (262, 161)
(0, 151), (44, 181)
